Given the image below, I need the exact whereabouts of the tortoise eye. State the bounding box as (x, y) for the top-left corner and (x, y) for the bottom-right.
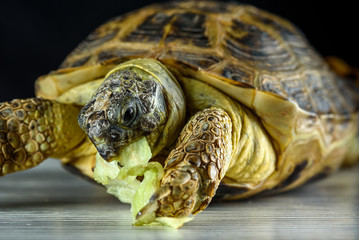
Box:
(122, 105), (137, 127)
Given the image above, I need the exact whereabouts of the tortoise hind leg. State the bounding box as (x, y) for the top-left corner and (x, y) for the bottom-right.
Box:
(0, 98), (85, 176)
(325, 57), (359, 165)
(136, 107), (233, 221)
(325, 56), (359, 82)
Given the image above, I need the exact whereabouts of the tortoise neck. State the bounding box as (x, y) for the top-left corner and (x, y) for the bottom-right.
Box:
(132, 59), (187, 156)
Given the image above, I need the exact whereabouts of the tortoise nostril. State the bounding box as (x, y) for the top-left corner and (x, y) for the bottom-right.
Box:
(107, 126), (123, 141)
(98, 119), (110, 130)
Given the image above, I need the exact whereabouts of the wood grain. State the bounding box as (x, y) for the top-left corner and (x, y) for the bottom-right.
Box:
(0, 159), (358, 240)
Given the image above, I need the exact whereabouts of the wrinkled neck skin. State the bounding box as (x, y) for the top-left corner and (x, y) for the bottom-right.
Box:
(78, 59), (186, 160)
(129, 59), (187, 156)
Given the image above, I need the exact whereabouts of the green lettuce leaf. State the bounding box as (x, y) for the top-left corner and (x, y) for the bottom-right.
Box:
(93, 137), (192, 228)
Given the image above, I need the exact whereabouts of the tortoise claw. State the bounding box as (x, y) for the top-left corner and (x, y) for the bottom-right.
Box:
(136, 185), (170, 220)
(136, 199), (159, 220)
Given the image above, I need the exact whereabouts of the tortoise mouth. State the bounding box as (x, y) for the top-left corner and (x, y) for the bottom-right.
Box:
(78, 109), (128, 160)
(93, 141), (121, 161)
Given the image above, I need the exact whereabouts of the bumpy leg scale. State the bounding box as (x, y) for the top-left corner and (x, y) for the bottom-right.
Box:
(0, 98), (84, 176)
(137, 107), (232, 219)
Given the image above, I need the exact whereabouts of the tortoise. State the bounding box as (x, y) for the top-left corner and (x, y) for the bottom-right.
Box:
(1, 0), (358, 227)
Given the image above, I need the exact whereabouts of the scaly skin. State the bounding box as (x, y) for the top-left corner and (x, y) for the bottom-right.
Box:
(137, 107), (232, 219)
(78, 59), (185, 160)
(0, 98), (85, 176)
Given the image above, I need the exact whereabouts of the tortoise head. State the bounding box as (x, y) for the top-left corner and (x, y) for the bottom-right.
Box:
(78, 59), (185, 160)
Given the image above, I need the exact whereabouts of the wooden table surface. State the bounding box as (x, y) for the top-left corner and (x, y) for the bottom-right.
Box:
(0, 159), (358, 240)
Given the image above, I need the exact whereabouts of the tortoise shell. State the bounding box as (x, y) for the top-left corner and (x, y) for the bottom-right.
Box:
(35, 1), (358, 197)
(59, 1), (355, 116)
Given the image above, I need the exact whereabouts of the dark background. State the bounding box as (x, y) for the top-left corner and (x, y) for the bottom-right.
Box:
(0, 0), (358, 102)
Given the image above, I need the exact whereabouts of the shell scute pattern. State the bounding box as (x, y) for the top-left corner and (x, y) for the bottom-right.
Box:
(165, 12), (210, 48)
(123, 12), (172, 43)
(58, 1), (356, 119)
(224, 18), (295, 71)
(221, 64), (254, 85)
(170, 51), (223, 70)
(247, 10), (323, 69)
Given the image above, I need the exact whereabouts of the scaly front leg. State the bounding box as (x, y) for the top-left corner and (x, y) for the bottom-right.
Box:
(0, 98), (85, 176)
(137, 107), (233, 221)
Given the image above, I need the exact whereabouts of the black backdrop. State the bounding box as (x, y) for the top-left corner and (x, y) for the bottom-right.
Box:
(1, 0), (358, 102)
